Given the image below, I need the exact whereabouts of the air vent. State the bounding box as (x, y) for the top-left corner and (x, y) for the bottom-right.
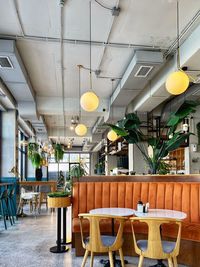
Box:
(135, 65), (153, 77)
(0, 56), (13, 68)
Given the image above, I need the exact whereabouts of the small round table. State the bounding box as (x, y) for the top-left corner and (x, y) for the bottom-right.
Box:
(90, 207), (135, 267)
(134, 209), (187, 267)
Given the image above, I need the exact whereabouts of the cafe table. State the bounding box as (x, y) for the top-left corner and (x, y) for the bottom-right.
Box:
(89, 207), (135, 267)
(134, 209), (187, 267)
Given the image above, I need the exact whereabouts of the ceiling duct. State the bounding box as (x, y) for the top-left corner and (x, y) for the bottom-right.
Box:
(110, 50), (163, 108)
(0, 39), (47, 136)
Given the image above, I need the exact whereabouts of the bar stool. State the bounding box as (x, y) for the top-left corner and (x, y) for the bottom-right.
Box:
(0, 189), (13, 230)
(8, 187), (17, 223)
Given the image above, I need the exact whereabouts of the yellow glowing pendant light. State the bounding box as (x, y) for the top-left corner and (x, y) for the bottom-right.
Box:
(166, 70), (189, 95)
(76, 65), (87, 137)
(80, 1), (99, 112)
(80, 91), (99, 112)
(107, 129), (118, 142)
(107, 79), (118, 142)
(75, 124), (87, 136)
(165, 0), (189, 95)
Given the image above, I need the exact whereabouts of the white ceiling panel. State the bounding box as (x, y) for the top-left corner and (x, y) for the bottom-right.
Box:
(0, 0), (21, 35)
(17, 0), (60, 37)
(17, 40), (62, 97)
(110, 0), (200, 47)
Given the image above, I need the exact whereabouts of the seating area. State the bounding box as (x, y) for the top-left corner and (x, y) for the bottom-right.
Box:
(72, 180), (200, 266)
(1, 1), (200, 267)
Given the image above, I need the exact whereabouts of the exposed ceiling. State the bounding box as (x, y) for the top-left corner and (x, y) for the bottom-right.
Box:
(0, 0), (200, 150)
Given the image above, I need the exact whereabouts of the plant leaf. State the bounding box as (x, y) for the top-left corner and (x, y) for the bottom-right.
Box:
(104, 123), (128, 136)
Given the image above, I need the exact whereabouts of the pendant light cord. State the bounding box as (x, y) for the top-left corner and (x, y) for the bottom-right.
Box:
(177, 0), (180, 70)
(111, 79), (114, 123)
(90, 0), (93, 91)
(78, 65), (81, 122)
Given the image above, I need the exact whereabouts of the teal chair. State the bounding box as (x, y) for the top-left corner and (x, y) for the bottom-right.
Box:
(8, 187), (17, 223)
(0, 190), (13, 229)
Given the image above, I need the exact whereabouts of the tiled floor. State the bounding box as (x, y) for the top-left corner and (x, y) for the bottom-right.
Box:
(0, 207), (187, 267)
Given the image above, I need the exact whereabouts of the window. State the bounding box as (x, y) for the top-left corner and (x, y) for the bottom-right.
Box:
(17, 130), (27, 180)
(48, 152), (90, 180)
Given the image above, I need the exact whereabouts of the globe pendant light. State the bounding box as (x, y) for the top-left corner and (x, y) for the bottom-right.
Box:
(107, 79), (118, 142)
(75, 124), (87, 136)
(107, 129), (118, 142)
(80, 1), (99, 112)
(166, 0), (189, 95)
(80, 91), (99, 112)
(76, 65), (87, 137)
(166, 70), (189, 95)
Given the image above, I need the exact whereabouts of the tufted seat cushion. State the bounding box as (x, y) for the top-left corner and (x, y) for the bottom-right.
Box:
(84, 235), (116, 247)
(137, 239), (176, 254)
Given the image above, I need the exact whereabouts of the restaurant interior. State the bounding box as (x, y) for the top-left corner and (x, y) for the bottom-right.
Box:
(0, 0), (200, 267)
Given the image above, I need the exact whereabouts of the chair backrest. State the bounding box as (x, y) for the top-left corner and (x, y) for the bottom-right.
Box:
(0, 189), (8, 199)
(78, 213), (126, 253)
(130, 217), (182, 259)
(38, 185), (51, 193)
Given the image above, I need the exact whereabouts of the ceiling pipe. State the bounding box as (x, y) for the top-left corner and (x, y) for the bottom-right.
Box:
(0, 33), (166, 50)
(94, 0), (120, 72)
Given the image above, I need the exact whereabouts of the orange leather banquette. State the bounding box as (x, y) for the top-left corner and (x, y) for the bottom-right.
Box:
(72, 181), (200, 265)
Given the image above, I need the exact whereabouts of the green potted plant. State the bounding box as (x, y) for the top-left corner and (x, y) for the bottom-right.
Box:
(48, 191), (71, 208)
(106, 100), (199, 174)
(70, 163), (86, 181)
(28, 142), (42, 169)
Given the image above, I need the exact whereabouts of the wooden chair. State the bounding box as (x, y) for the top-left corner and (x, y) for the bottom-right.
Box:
(130, 217), (182, 267)
(78, 213), (126, 267)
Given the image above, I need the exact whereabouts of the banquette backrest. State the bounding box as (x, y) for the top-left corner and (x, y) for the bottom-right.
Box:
(73, 182), (200, 224)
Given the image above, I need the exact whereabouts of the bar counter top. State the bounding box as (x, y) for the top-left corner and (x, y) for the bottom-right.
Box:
(75, 174), (200, 183)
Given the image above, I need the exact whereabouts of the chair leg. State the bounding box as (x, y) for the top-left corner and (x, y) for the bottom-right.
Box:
(173, 257), (177, 267)
(119, 248), (125, 267)
(81, 250), (89, 267)
(90, 251), (94, 267)
(109, 251), (114, 267)
(3, 199), (13, 226)
(8, 200), (15, 224)
(168, 257), (173, 267)
(138, 255), (144, 267)
(0, 201), (7, 230)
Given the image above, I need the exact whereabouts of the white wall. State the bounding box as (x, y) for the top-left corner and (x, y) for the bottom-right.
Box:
(129, 143), (148, 174)
(1, 110), (17, 177)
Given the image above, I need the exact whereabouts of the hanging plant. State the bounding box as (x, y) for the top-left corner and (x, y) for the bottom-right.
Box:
(28, 142), (43, 168)
(54, 144), (64, 162)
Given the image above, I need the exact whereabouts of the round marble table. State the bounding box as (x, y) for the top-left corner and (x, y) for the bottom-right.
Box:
(90, 207), (135, 267)
(134, 208), (187, 220)
(90, 207), (135, 217)
(134, 209), (187, 267)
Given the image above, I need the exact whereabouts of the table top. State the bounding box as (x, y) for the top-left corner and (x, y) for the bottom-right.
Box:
(89, 207), (135, 217)
(134, 209), (187, 220)
(19, 181), (56, 185)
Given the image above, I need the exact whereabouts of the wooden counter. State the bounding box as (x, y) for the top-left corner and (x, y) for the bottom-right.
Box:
(74, 174), (200, 183)
(19, 181), (57, 192)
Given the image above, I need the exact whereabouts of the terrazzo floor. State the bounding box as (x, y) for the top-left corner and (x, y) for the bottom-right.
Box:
(0, 206), (188, 267)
